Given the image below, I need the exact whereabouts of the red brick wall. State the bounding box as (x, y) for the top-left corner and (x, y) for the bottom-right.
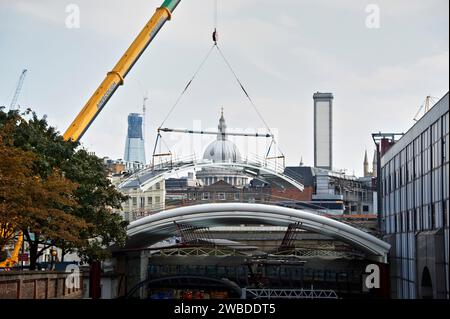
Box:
(0, 272), (84, 299)
(0, 280), (20, 299)
(21, 280), (35, 299)
(36, 279), (47, 299)
(271, 186), (314, 201)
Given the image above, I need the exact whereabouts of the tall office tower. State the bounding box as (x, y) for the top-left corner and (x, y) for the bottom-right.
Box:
(313, 92), (333, 170)
(124, 113), (146, 164)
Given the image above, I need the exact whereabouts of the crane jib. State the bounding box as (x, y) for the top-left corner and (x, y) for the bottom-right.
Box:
(63, 0), (181, 142)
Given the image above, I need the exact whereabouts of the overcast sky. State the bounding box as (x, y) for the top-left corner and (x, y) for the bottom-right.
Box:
(1, 0), (448, 176)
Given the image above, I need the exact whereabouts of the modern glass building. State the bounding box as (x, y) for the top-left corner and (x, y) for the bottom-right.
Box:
(380, 92), (449, 299)
(313, 92), (333, 170)
(124, 113), (146, 165)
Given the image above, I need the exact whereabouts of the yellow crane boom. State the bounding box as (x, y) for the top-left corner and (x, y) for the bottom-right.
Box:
(1, 0), (181, 268)
(0, 232), (23, 268)
(63, 0), (182, 142)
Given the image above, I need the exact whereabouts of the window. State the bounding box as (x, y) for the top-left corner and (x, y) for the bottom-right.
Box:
(156, 182), (161, 190)
(202, 192), (210, 200)
(218, 193), (226, 200)
(234, 193), (240, 201)
(443, 113), (449, 135)
(431, 204), (436, 229)
(147, 197), (153, 205)
(140, 197), (145, 208)
(132, 197), (137, 206)
(155, 196), (160, 203)
(445, 200), (449, 227)
(443, 136), (449, 163)
(415, 208), (420, 231)
(363, 205), (369, 212)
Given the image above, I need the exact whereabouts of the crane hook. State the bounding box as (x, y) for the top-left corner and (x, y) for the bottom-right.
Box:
(212, 28), (219, 45)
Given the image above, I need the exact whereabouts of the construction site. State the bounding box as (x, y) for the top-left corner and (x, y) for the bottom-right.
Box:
(1, 0), (449, 303)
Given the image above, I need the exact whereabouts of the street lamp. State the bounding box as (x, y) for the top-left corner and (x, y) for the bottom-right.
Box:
(50, 248), (57, 271)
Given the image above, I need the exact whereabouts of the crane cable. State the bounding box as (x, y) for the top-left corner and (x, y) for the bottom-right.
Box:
(158, 0), (284, 158)
(214, 47), (278, 138)
(214, 44), (285, 158)
(159, 44), (216, 128)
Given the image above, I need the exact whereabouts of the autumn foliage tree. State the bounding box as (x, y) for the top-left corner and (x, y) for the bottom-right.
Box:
(0, 131), (88, 269)
(0, 108), (128, 269)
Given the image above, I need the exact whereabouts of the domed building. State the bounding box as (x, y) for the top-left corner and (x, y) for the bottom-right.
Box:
(196, 110), (249, 187)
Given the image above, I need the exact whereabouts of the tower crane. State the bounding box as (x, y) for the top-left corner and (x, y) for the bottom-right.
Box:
(413, 95), (437, 122)
(9, 69), (28, 110)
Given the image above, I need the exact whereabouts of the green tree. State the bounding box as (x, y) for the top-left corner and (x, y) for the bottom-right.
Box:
(0, 108), (128, 268)
(0, 128), (88, 269)
(59, 149), (128, 263)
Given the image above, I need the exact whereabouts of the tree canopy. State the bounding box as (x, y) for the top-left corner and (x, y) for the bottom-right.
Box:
(0, 107), (128, 268)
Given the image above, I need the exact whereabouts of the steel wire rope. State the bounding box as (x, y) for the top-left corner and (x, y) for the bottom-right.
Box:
(158, 44), (216, 129)
(214, 45), (285, 158)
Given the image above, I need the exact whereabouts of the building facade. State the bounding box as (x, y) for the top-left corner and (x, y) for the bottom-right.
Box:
(120, 181), (166, 222)
(380, 92), (449, 299)
(283, 166), (377, 216)
(104, 159), (166, 223)
(313, 92), (333, 170)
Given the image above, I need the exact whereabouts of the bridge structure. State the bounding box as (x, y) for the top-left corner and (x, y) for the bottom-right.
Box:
(117, 202), (390, 299)
(112, 156), (390, 299)
(118, 155), (305, 193)
(125, 203), (390, 262)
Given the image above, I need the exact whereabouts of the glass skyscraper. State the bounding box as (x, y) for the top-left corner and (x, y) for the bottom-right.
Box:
(124, 113), (146, 165)
(380, 93), (449, 299)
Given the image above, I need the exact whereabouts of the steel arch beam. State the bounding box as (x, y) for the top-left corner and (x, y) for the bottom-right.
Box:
(126, 203), (390, 263)
(119, 160), (304, 192)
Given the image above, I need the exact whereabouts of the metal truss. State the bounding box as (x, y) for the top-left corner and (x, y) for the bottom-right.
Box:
(119, 156), (305, 192)
(157, 246), (249, 257)
(174, 222), (213, 245)
(279, 222), (301, 250)
(272, 247), (365, 258)
(127, 203), (390, 262)
(244, 288), (338, 299)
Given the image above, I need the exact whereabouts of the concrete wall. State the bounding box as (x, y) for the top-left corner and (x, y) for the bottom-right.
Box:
(0, 271), (84, 299)
(114, 250), (152, 298)
(385, 229), (447, 299)
(416, 229), (447, 299)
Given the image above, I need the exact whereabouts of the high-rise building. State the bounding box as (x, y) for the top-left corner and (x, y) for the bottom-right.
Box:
(313, 92), (333, 170)
(124, 113), (146, 165)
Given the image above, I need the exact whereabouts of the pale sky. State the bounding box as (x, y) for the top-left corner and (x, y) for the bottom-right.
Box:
(1, 0), (448, 176)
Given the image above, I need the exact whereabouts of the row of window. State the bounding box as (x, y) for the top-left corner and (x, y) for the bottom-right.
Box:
(382, 113), (449, 195)
(384, 200), (449, 234)
(383, 164), (450, 213)
(381, 112), (449, 234)
(128, 196), (161, 207)
(187, 192), (268, 201)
